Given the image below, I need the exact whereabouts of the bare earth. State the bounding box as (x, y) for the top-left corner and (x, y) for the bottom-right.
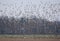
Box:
(0, 38), (60, 41)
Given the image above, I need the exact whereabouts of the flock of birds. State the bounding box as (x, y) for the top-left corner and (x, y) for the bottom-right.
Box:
(0, 0), (60, 22)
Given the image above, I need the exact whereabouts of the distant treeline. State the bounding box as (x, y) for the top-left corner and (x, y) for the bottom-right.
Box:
(0, 16), (60, 34)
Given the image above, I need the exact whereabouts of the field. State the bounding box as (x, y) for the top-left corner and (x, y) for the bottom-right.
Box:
(0, 35), (60, 38)
(0, 35), (60, 41)
(0, 38), (60, 41)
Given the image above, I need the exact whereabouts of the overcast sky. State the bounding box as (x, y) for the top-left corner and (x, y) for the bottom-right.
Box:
(0, 0), (60, 6)
(0, 0), (60, 22)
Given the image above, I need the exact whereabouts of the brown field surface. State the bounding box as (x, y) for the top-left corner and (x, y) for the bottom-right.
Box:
(0, 35), (60, 41)
(0, 38), (60, 41)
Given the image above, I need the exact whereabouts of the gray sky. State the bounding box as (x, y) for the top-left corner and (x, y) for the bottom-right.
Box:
(0, 0), (60, 5)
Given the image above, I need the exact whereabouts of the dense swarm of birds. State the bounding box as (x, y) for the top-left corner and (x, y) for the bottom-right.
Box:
(0, 1), (60, 21)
